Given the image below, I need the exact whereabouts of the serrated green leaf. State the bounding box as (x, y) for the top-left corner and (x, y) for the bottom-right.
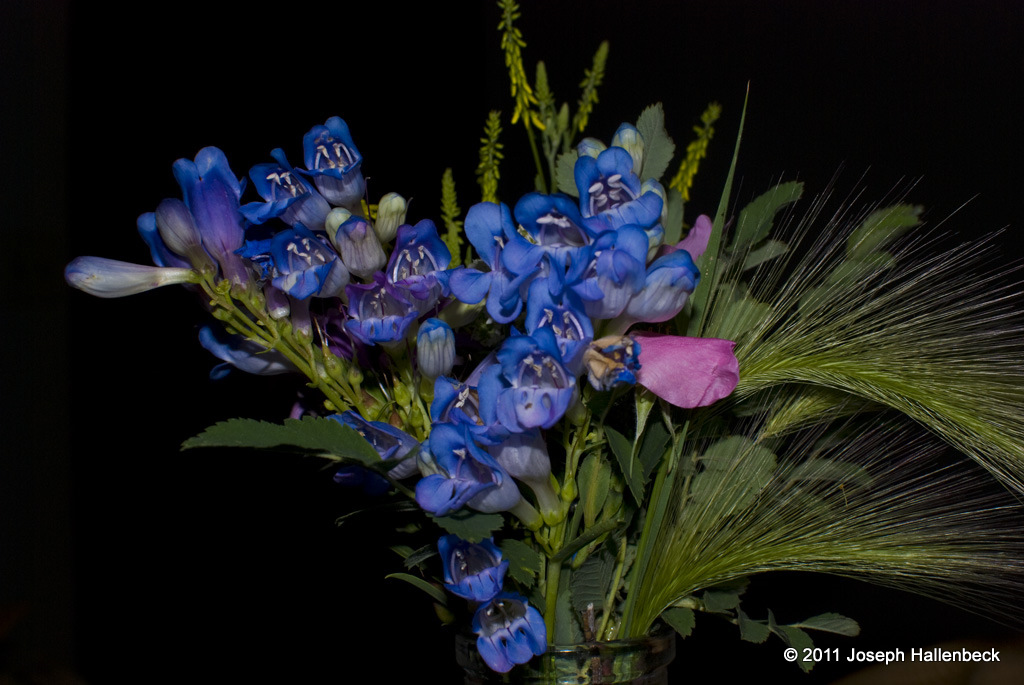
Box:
(385, 573), (447, 605)
(501, 539), (544, 587)
(663, 188), (685, 245)
(570, 550), (615, 616)
(578, 453), (612, 528)
(556, 151), (579, 196)
(731, 181), (803, 251)
(181, 416), (381, 466)
(779, 627), (816, 672)
(701, 587), (743, 613)
(554, 568), (583, 643)
(431, 510), (504, 542)
(826, 253), (896, 286)
(737, 608), (771, 644)
(791, 612), (860, 637)
(635, 103), (676, 182)
(742, 239), (788, 271)
(605, 426), (644, 503)
(787, 459), (872, 489)
(847, 204), (922, 260)
(768, 610), (816, 672)
(690, 436), (777, 514)
(707, 290), (772, 343)
(661, 607), (696, 638)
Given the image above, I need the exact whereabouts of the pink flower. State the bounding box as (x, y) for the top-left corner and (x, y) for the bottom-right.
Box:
(632, 331), (739, 408)
(653, 214), (713, 262)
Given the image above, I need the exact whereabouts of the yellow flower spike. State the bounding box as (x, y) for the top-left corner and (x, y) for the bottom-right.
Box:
(498, 0), (543, 131)
(572, 40), (609, 135)
(669, 101), (721, 202)
(439, 168), (465, 266)
(477, 110), (505, 203)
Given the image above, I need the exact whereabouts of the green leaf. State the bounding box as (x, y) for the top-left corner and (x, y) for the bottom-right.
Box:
(385, 573), (447, 605)
(661, 607), (696, 638)
(688, 86), (747, 337)
(826, 252), (896, 285)
(731, 181), (803, 251)
(791, 612), (860, 637)
(636, 421), (670, 482)
(635, 103), (676, 182)
(690, 436), (777, 514)
(847, 203), (922, 260)
(554, 568), (583, 643)
(501, 539), (544, 587)
(742, 239), (788, 271)
(605, 426), (644, 503)
(663, 187), (685, 245)
(181, 416), (380, 466)
(403, 545), (437, 571)
(707, 290), (772, 342)
(570, 549), (615, 616)
(768, 610), (816, 672)
(578, 453), (612, 528)
(701, 587), (743, 613)
(787, 459), (872, 489)
(431, 510), (504, 542)
(556, 151), (579, 196)
(737, 608), (770, 643)
(552, 518), (623, 563)
(390, 545), (415, 559)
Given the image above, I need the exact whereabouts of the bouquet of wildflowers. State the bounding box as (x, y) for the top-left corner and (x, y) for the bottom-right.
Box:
(65, 1), (1024, 678)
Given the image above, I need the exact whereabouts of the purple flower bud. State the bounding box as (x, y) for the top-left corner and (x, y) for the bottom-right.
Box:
(172, 147), (249, 286)
(417, 318), (456, 378)
(330, 214), (386, 279)
(155, 198), (215, 272)
(65, 256), (195, 298)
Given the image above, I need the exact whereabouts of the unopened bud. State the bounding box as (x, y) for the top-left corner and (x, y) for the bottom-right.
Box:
(374, 192), (407, 243)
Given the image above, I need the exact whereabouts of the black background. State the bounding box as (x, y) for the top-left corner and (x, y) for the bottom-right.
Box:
(3, 0), (1023, 682)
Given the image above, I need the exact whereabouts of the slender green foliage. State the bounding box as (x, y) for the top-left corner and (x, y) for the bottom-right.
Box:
(476, 111), (504, 203)
(440, 168), (465, 267)
(669, 102), (722, 202)
(571, 41), (609, 136)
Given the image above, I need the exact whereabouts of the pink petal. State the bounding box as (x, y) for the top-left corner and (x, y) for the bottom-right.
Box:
(632, 331), (739, 408)
(675, 214), (713, 262)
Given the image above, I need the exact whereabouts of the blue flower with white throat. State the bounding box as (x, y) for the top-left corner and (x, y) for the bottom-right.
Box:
(472, 593), (547, 674)
(237, 224), (349, 300)
(448, 202), (532, 324)
(301, 116), (365, 209)
(574, 146), (663, 233)
(241, 148), (331, 232)
(438, 535), (508, 602)
(478, 327), (577, 433)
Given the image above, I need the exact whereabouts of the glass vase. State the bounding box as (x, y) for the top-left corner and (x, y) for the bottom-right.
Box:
(455, 630), (676, 684)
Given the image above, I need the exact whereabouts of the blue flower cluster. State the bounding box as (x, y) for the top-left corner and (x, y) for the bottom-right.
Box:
(66, 116), (709, 674)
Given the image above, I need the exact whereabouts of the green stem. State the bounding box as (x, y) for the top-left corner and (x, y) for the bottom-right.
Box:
(597, 536), (628, 639)
(543, 530), (563, 638)
(524, 124), (547, 193)
(619, 413), (689, 637)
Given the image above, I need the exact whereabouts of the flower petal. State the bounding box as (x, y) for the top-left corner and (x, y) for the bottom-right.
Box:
(676, 213), (713, 262)
(632, 331), (739, 408)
